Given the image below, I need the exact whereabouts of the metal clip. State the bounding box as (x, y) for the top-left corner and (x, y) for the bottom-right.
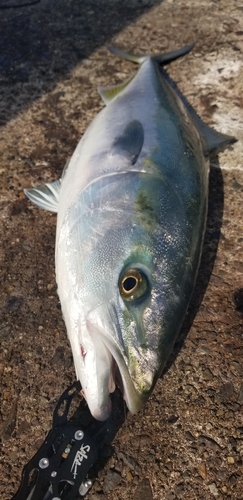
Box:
(11, 381), (126, 500)
(12, 382), (97, 500)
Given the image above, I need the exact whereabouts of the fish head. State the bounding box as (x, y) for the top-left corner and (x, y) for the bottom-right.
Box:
(57, 171), (190, 420)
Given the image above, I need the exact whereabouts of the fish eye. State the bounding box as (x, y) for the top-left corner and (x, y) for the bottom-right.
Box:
(119, 268), (149, 301)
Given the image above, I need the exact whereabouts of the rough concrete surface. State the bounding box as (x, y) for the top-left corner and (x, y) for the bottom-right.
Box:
(0, 0), (243, 499)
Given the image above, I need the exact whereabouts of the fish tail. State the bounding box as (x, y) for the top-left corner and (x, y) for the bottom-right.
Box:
(107, 43), (194, 66)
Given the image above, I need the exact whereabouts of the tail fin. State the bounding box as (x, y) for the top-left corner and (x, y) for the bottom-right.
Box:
(107, 44), (194, 66)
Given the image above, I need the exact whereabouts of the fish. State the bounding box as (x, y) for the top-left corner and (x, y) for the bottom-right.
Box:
(25, 44), (236, 421)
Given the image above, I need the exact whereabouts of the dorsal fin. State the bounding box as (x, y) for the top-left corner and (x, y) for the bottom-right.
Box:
(100, 44), (194, 105)
(110, 120), (144, 165)
(24, 179), (61, 212)
(98, 78), (132, 104)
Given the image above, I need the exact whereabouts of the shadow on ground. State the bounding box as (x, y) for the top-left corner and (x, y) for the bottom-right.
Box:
(0, 0), (163, 126)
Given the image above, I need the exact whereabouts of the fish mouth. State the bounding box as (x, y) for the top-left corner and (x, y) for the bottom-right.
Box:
(78, 307), (153, 421)
(96, 331), (150, 417)
(79, 327), (149, 421)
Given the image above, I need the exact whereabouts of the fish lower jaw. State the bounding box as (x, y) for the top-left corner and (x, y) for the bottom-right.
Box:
(112, 363), (140, 414)
(78, 327), (149, 419)
(81, 354), (147, 420)
(122, 381), (149, 415)
(101, 341), (150, 415)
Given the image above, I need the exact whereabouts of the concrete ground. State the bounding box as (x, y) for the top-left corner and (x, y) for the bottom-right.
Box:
(0, 0), (243, 499)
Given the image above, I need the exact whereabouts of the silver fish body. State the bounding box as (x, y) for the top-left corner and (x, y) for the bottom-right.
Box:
(25, 46), (235, 420)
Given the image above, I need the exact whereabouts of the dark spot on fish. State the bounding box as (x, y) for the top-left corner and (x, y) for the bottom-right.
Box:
(135, 192), (159, 227)
(136, 192), (154, 213)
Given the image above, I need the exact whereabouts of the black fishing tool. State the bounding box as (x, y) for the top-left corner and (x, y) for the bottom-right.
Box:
(12, 381), (126, 500)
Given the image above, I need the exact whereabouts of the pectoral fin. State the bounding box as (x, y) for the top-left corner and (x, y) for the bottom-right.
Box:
(24, 179), (61, 212)
(110, 120), (144, 165)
